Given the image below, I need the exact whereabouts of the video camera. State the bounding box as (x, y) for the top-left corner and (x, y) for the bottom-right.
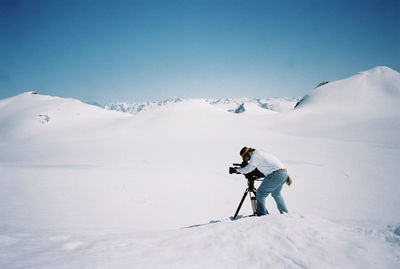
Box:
(229, 161), (265, 181)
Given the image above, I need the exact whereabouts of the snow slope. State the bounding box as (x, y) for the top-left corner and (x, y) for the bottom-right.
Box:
(286, 66), (400, 144)
(1, 215), (399, 268)
(0, 92), (128, 141)
(0, 66), (400, 268)
(294, 66), (400, 114)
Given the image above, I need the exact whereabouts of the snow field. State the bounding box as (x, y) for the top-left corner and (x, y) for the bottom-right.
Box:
(0, 66), (399, 268)
(1, 215), (399, 269)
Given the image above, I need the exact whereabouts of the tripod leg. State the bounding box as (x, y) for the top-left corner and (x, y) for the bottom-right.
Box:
(233, 189), (249, 219)
(251, 189), (269, 215)
(250, 193), (257, 215)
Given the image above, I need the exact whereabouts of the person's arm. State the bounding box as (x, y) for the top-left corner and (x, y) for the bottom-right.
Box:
(236, 161), (256, 174)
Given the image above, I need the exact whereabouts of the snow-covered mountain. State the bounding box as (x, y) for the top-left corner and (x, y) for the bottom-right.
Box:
(0, 91), (128, 141)
(93, 97), (184, 114)
(294, 66), (400, 113)
(1, 66), (399, 268)
(205, 97), (299, 113)
(284, 66), (400, 144)
(92, 97), (299, 115)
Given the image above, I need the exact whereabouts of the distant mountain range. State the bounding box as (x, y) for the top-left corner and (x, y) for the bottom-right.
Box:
(89, 97), (299, 114)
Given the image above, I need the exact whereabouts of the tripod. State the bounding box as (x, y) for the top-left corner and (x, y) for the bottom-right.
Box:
(233, 178), (268, 219)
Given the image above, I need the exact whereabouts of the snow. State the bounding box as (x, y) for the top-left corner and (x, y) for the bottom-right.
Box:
(99, 98), (184, 114)
(282, 66), (400, 144)
(204, 97), (298, 113)
(0, 66), (400, 268)
(295, 66), (400, 115)
(94, 97), (299, 115)
(1, 215), (399, 268)
(235, 102), (277, 115)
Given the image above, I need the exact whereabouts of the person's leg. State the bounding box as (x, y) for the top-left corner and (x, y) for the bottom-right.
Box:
(256, 174), (281, 216)
(255, 184), (269, 216)
(271, 182), (288, 213)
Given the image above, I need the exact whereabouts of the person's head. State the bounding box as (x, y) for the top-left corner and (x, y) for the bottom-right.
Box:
(240, 147), (254, 162)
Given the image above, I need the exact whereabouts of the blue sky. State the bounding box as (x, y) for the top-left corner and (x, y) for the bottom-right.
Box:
(1, 0), (399, 103)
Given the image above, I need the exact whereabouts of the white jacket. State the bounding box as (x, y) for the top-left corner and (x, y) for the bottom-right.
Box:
(237, 149), (285, 176)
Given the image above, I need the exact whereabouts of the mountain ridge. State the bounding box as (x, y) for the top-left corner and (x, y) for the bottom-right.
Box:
(294, 66), (400, 111)
(89, 97), (299, 115)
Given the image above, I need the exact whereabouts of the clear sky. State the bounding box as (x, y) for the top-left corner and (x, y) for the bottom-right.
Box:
(1, 0), (399, 103)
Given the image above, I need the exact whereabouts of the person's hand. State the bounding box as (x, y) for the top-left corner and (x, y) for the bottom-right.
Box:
(286, 176), (292, 186)
(229, 167), (240, 174)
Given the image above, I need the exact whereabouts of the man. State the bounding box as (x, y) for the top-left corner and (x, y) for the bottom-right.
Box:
(232, 147), (291, 216)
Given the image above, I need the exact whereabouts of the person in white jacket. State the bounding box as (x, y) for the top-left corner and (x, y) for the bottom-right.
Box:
(232, 147), (291, 216)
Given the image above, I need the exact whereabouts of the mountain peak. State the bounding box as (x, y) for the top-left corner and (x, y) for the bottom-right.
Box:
(362, 66), (398, 75)
(294, 66), (400, 114)
(94, 97), (299, 115)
